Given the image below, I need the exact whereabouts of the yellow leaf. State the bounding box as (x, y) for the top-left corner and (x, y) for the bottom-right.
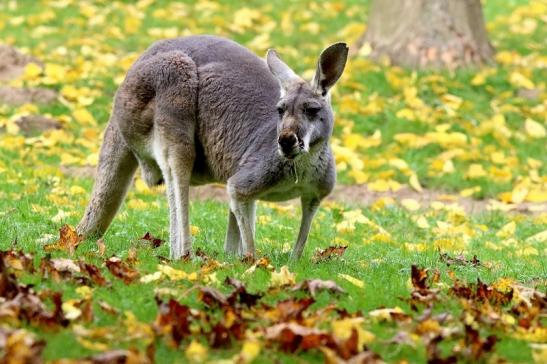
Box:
(369, 307), (406, 322)
(368, 179), (390, 192)
(270, 266), (295, 287)
(135, 179), (148, 193)
(124, 17), (142, 34)
(60, 153), (80, 165)
(44, 63), (66, 84)
(460, 186), (481, 197)
(496, 221), (516, 238)
(531, 343), (547, 364)
(338, 273), (364, 288)
(404, 243), (426, 252)
(409, 174), (423, 192)
(526, 189), (547, 203)
(332, 317), (375, 350)
(127, 198), (147, 210)
(526, 230), (547, 244)
(466, 164), (487, 179)
(416, 216), (430, 229)
(509, 71), (534, 89)
(70, 185), (86, 195)
(190, 225), (200, 235)
(140, 271), (162, 283)
(62, 300), (82, 320)
(389, 158), (409, 171)
(23, 62), (42, 79)
(396, 108), (416, 121)
(524, 118), (546, 138)
(73, 108), (96, 125)
(232, 7), (260, 33)
(401, 198), (420, 211)
(511, 186), (529, 204)
(52, 209), (71, 223)
(76, 286), (93, 299)
(185, 340), (208, 363)
(158, 264), (188, 280)
(235, 339), (261, 363)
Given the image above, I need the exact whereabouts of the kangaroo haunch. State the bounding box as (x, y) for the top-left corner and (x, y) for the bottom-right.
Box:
(77, 35), (348, 260)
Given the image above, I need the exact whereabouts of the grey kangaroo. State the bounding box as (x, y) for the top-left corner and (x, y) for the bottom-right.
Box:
(77, 35), (348, 260)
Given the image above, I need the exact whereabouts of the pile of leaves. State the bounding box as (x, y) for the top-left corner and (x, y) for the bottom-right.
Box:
(0, 226), (545, 362)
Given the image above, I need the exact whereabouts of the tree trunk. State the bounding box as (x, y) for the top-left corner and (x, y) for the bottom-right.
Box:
(354, 0), (495, 69)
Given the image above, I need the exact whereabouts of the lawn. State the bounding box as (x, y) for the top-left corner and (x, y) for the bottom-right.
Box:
(0, 0), (545, 363)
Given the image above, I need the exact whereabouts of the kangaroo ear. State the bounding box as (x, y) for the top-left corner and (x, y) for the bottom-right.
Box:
(311, 43), (348, 96)
(266, 49), (299, 91)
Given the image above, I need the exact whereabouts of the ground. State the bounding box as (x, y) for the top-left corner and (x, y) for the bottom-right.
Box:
(0, 0), (545, 363)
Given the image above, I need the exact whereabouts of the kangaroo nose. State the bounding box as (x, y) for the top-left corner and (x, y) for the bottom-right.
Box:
(278, 133), (298, 154)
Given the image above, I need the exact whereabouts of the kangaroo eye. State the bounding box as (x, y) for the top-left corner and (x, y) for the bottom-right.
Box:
(277, 107), (285, 117)
(305, 107), (320, 118)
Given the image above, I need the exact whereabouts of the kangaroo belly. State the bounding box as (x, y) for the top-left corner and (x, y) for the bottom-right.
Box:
(256, 181), (313, 202)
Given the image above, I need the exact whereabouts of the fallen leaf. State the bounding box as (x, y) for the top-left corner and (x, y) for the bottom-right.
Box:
(270, 266), (296, 288)
(105, 257), (139, 284)
(140, 232), (164, 248)
(312, 245), (348, 263)
(185, 340), (208, 363)
(338, 274), (365, 288)
(44, 225), (82, 255)
(292, 279), (346, 297)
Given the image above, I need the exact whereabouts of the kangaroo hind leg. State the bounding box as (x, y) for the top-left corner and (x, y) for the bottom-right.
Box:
(151, 50), (198, 259)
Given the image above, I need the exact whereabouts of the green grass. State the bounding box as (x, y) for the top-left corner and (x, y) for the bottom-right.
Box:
(0, 0), (546, 362)
(1, 169), (545, 362)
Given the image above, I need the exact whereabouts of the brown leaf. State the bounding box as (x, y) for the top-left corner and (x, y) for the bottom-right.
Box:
(0, 249), (34, 273)
(44, 225), (82, 255)
(0, 286), (69, 328)
(321, 346), (383, 364)
(105, 257), (139, 284)
(98, 300), (119, 316)
(154, 298), (194, 347)
(293, 279), (346, 297)
(0, 327), (46, 364)
(40, 256), (80, 282)
(426, 335), (458, 364)
(85, 348), (152, 364)
(265, 322), (332, 352)
(439, 251), (480, 267)
(225, 277), (262, 307)
(450, 279), (513, 306)
(462, 325), (497, 361)
(96, 238), (106, 257)
(127, 247), (138, 266)
(79, 261), (109, 287)
(140, 232), (164, 248)
(0, 257), (23, 299)
(411, 265), (429, 291)
(209, 322), (232, 348)
(405, 266), (439, 310)
(199, 287), (228, 307)
(264, 298), (315, 323)
(312, 245), (347, 263)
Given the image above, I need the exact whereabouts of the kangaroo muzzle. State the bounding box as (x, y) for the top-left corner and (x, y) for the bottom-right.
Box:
(278, 131), (303, 159)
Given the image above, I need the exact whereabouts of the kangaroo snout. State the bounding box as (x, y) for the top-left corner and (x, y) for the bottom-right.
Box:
(278, 131), (302, 158)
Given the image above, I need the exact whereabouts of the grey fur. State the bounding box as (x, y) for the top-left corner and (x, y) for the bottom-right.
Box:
(77, 35), (348, 260)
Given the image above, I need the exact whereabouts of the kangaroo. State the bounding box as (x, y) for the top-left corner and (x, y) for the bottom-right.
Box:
(77, 35), (348, 260)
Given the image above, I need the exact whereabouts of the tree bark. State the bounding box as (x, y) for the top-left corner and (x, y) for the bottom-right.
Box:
(354, 0), (495, 69)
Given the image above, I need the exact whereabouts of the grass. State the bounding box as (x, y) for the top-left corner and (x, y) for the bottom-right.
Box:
(0, 0), (546, 363)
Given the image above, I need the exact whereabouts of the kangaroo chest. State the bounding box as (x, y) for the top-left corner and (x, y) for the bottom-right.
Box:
(255, 166), (320, 202)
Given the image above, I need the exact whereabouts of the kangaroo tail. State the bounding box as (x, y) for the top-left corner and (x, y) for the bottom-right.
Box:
(77, 121), (137, 238)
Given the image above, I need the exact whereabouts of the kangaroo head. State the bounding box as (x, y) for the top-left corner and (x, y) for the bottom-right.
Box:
(266, 43), (348, 160)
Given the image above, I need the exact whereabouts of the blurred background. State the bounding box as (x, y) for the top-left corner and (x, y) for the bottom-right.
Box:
(0, 0), (545, 222)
